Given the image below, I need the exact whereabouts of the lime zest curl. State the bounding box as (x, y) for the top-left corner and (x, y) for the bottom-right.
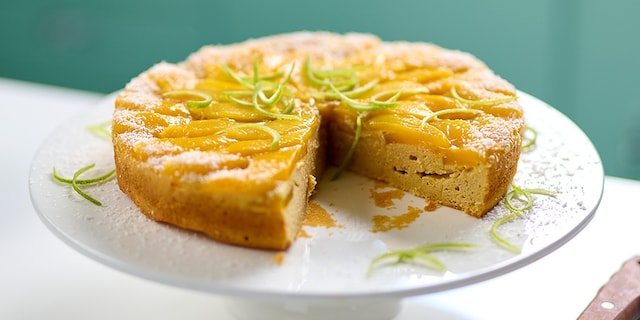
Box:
(369, 87), (429, 102)
(313, 79), (379, 99)
(222, 59), (300, 120)
(420, 108), (484, 127)
(214, 123), (281, 150)
(490, 185), (557, 253)
(222, 64), (254, 89)
(53, 167), (115, 185)
(304, 56), (367, 89)
(331, 114), (363, 180)
(258, 63), (295, 106)
(327, 82), (400, 112)
(489, 212), (522, 253)
(162, 90), (213, 109)
(86, 120), (112, 140)
(52, 164), (115, 206)
(310, 63), (369, 78)
(250, 82), (300, 120)
(522, 125), (538, 151)
(367, 242), (476, 277)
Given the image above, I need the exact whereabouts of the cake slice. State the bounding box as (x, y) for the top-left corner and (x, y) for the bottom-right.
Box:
(113, 62), (323, 250)
(112, 33), (377, 250)
(112, 32), (524, 250)
(320, 42), (523, 217)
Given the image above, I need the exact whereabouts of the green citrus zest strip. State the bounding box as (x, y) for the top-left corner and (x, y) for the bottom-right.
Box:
(250, 82), (300, 120)
(257, 63), (295, 106)
(306, 57), (400, 179)
(331, 114), (363, 180)
(328, 83), (400, 112)
(258, 83), (286, 105)
(162, 90), (212, 109)
(53, 167), (115, 185)
(369, 88), (429, 102)
(522, 125), (537, 150)
(86, 120), (112, 140)
(246, 57), (285, 84)
(304, 56), (366, 89)
(421, 108), (484, 126)
(490, 185), (557, 253)
(215, 123), (281, 150)
(223, 87), (296, 108)
(489, 212), (522, 253)
(450, 87), (516, 105)
(367, 242), (476, 277)
(222, 64), (254, 89)
(311, 64), (369, 78)
(281, 96), (296, 114)
(222, 60), (299, 120)
(223, 93), (254, 107)
(313, 79), (379, 99)
(369, 89), (403, 109)
(252, 57), (260, 84)
(53, 164), (115, 206)
(242, 72), (283, 83)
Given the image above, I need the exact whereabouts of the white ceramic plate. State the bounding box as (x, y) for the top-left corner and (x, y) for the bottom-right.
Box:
(29, 91), (603, 302)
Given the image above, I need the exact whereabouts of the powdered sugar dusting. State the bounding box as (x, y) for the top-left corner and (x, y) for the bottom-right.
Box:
(113, 131), (153, 149)
(31, 88), (601, 297)
(378, 41), (485, 73)
(165, 150), (243, 167)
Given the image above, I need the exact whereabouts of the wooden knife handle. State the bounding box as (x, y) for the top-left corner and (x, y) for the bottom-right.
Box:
(579, 256), (640, 320)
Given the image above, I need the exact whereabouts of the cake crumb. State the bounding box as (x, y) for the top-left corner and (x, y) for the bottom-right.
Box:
(424, 199), (440, 211)
(297, 227), (311, 238)
(370, 188), (405, 208)
(370, 180), (405, 208)
(272, 252), (286, 265)
(303, 201), (342, 228)
(370, 206), (423, 233)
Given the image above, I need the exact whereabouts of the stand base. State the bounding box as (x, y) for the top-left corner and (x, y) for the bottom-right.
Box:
(225, 297), (403, 320)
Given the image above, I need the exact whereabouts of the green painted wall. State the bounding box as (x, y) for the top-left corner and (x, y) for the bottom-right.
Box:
(1, 0), (638, 179)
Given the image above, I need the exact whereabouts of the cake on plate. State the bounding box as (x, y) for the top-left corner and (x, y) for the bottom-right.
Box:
(112, 32), (524, 250)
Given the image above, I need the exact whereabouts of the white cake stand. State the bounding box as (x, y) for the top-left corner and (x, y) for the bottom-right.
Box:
(29, 91), (603, 319)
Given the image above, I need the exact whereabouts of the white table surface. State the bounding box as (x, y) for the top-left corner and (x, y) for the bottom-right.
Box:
(2, 77), (639, 320)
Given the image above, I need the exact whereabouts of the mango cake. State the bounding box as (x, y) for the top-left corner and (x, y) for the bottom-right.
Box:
(112, 32), (524, 250)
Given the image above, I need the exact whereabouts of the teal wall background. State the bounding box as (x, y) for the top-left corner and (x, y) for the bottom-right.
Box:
(1, 0), (639, 179)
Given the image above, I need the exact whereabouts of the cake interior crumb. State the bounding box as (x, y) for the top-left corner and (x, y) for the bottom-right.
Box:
(272, 251), (286, 265)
